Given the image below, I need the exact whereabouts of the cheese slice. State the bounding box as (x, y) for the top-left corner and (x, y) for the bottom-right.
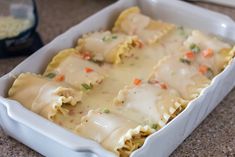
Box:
(44, 48), (106, 90)
(114, 83), (187, 127)
(76, 31), (140, 64)
(75, 109), (154, 157)
(112, 6), (175, 44)
(8, 73), (82, 120)
(149, 56), (210, 100)
(183, 30), (234, 75)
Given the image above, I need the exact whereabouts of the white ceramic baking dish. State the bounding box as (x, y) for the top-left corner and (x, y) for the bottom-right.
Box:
(0, 0), (235, 157)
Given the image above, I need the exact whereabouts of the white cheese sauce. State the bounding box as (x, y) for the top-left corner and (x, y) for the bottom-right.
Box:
(53, 28), (191, 130)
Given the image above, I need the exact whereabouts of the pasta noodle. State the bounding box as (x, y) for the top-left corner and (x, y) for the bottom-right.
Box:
(114, 82), (187, 128)
(8, 73), (82, 120)
(183, 30), (234, 75)
(44, 48), (106, 90)
(6, 7), (235, 157)
(149, 55), (210, 100)
(112, 7), (175, 44)
(76, 31), (141, 64)
(75, 109), (154, 157)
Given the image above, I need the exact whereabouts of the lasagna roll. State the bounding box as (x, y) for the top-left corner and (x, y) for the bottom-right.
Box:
(76, 31), (141, 64)
(112, 7), (175, 44)
(75, 109), (154, 157)
(44, 48), (106, 90)
(114, 83), (187, 128)
(183, 30), (235, 76)
(8, 73), (82, 120)
(149, 56), (210, 100)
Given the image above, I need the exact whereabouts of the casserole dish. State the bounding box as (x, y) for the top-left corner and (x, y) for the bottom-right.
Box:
(0, 0), (235, 157)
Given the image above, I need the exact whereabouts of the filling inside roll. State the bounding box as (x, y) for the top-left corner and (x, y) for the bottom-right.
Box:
(75, 109), (154, 156)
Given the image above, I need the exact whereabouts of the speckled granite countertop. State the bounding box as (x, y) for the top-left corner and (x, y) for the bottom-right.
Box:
(0, 0), (235, 157)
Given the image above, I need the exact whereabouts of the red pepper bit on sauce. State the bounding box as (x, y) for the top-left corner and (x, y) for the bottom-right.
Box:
(54, 74), (65, 82)
(185, 51), (195, 60)
(198, 65), (208, 74)
(84, 67), (94, 73)
(133, 78), (142, 86)
(160, 83), (168, 90)
(202, 48), (214, 58)
(148, 79), (167, 90)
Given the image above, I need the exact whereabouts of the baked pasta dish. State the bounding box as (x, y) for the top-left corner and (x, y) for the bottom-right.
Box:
(7, 7), (235, 157)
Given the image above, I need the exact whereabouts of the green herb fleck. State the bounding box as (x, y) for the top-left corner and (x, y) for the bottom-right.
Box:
(102, 35), (118, 42)
(205, 67), (214, 79)
(103, 108), (110, 113)
(45, 73), (56, 79)
(178, 26), (184, 30)
(151, 123), (159, 130)
(177, 26), (187, 37)
(81, 83), (93, 90)
(179, 58), (191, 65)
(129, 63), (135, 66)
(190, 43), (201, 53)
(102, 36), (109, 42)
(112, 35), (118, 39)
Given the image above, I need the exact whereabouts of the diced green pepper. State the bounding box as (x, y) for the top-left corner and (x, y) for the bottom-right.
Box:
(102, 35), (118, 42)
(103, 108), (110, 113)
(179, 58), (191, 65)
(190, 43), (201, 53)
(151, 123), (159, 130)
(45, 72), (56, 79)
(81, 83), (93, 90)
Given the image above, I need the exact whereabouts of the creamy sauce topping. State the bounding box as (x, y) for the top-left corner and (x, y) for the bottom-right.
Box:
(53, 29), (188, 129)
(184, 30), (230, 53)
(114, 83), (181, 124)
(84, 31), (131, 61)
(150, 56), (200, 100)
(183, 30), (231, 74)
(121, 13), (150, 35)
(76, 110), (136, 142)
(54, 54), (105, 88)
(9, 74), (82, 120)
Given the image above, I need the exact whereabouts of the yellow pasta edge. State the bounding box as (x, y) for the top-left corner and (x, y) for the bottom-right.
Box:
(166, 98), (189, 124)
(44, 48), (77, 75)
(145, 20), (176, 44)
(189, 80), (211, 100)
(116, 125), (154, 157)
(223, 45), (235, 69)
(8, 72), (82, 120)
(112, 6), (141, 32)
(112, 6), (176, 45)
(156, 97), (188, 128)
(75, 33), (90, 52)
(8, 72), (44, 97)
